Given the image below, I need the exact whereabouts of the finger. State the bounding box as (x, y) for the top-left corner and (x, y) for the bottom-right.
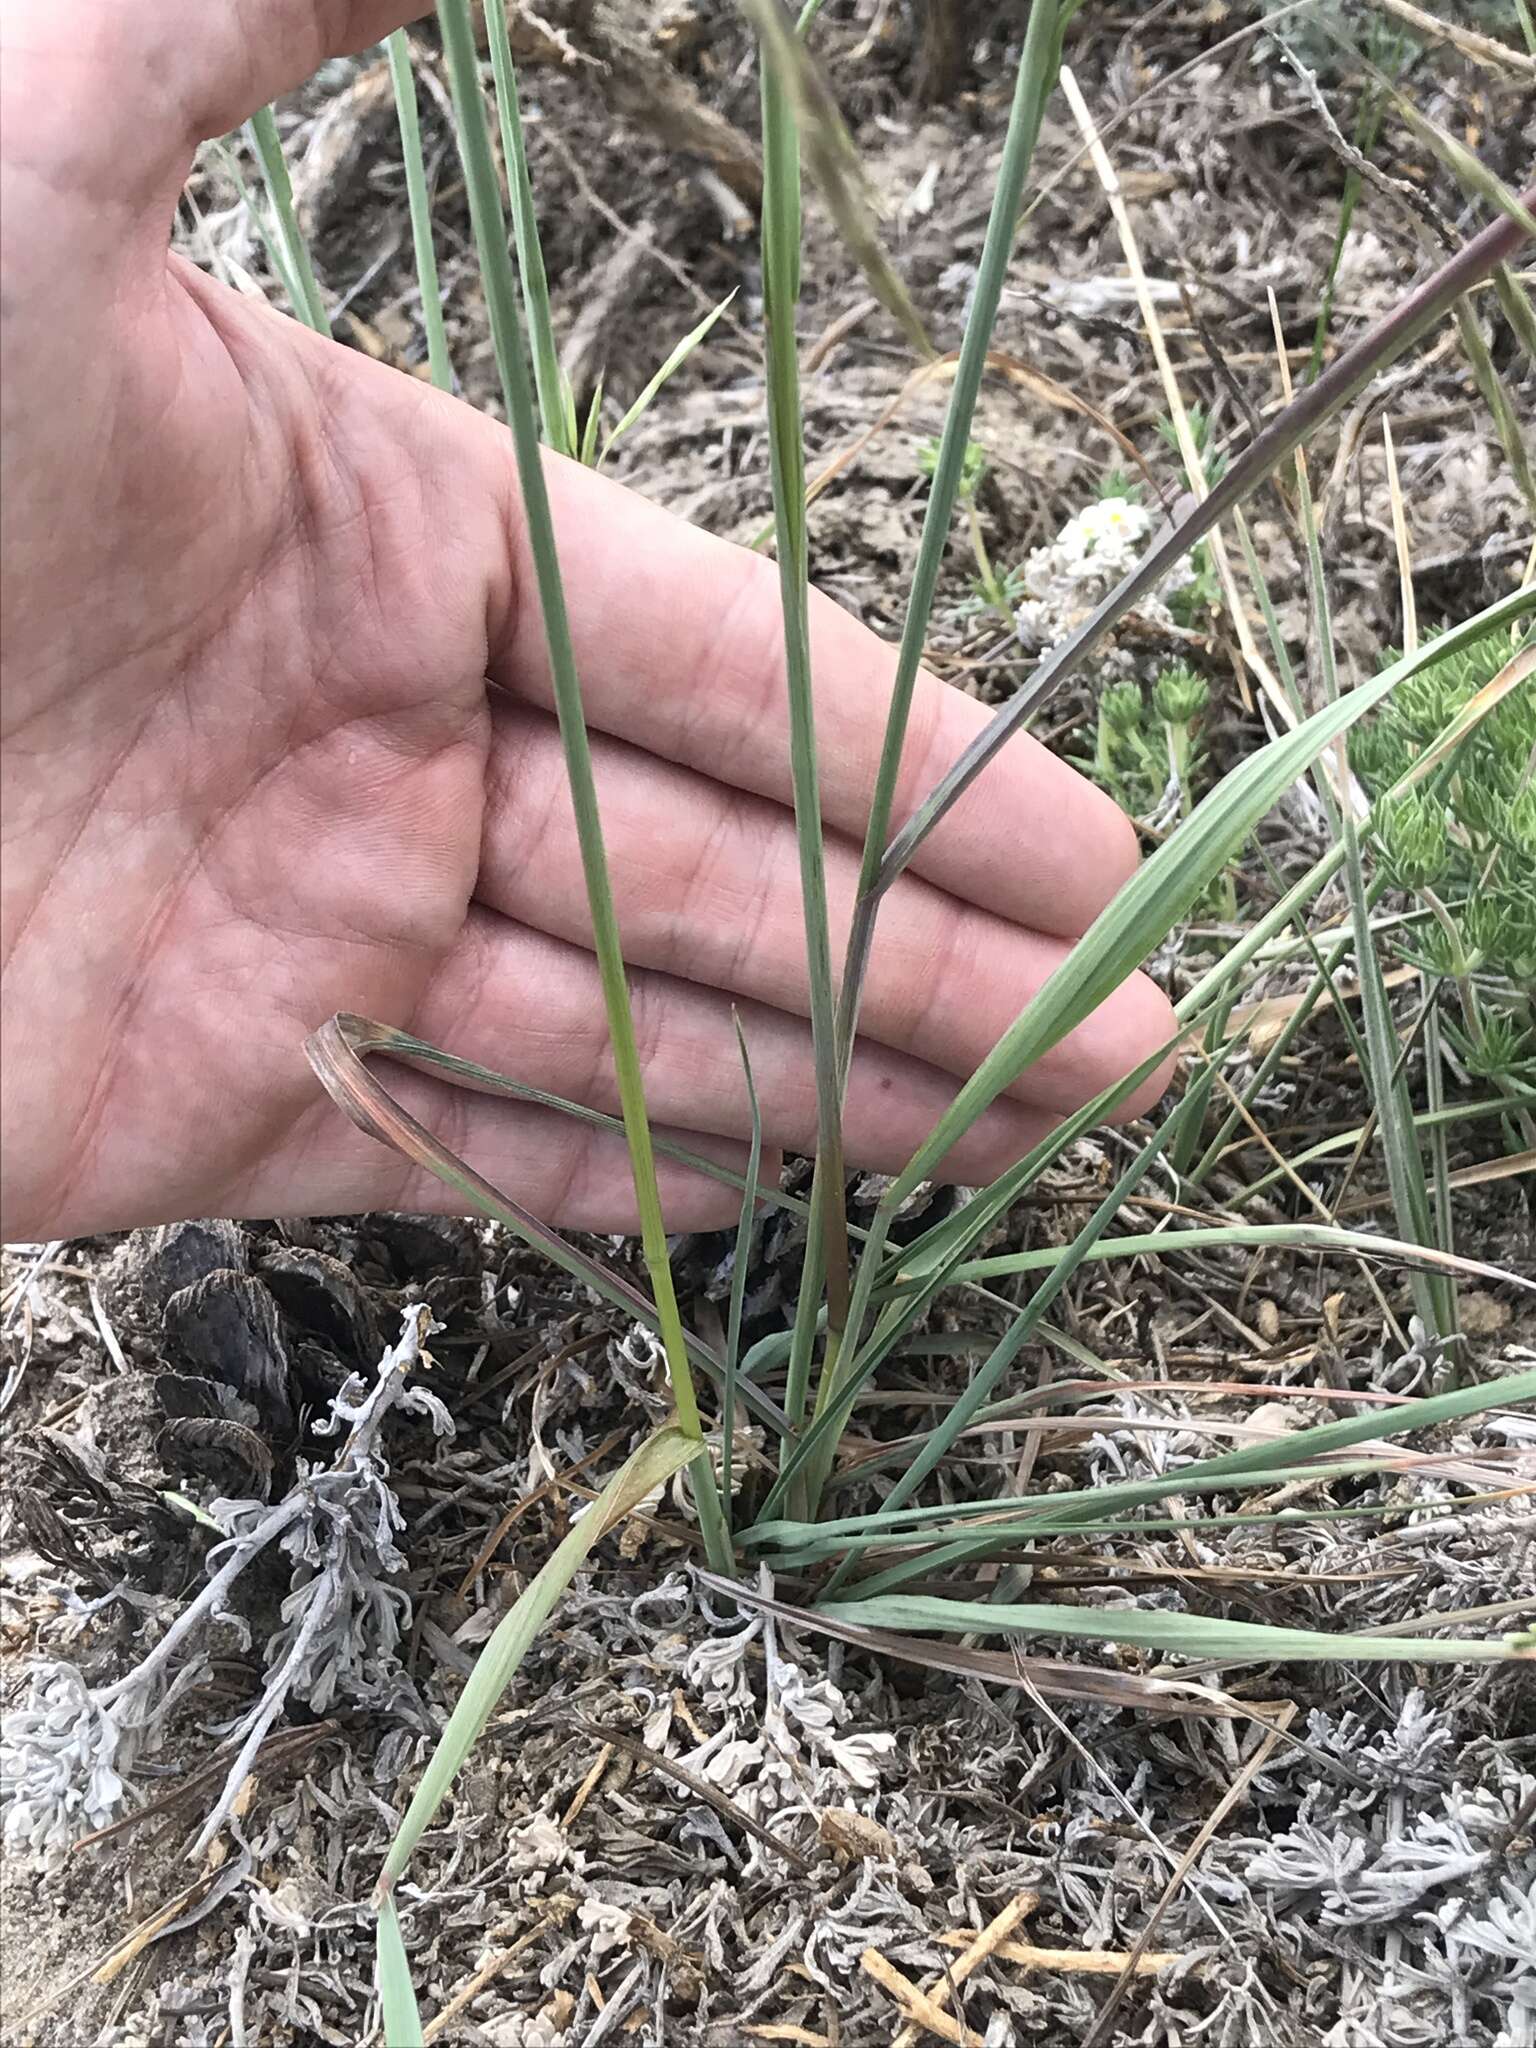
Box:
(487, 454), (1140, 942)
(269, 1073), (760, 1233)
(405, 910), (1056, 1184)
(480, 701), (1177, 1118)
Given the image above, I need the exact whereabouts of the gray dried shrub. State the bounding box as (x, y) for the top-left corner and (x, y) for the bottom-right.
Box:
(0, 1307), (451, 1868)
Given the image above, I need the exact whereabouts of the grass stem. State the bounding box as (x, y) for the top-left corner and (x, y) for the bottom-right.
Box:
(436, 0), (728, 1568)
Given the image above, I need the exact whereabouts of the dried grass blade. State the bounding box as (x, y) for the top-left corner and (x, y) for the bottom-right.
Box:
(304, 1015), (789, 1437)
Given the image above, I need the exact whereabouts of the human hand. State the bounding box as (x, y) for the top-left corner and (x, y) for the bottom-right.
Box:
(0, 1), (1175, 1244)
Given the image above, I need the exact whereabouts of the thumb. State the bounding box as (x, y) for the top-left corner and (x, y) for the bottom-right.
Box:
(1, 3), (425, 257)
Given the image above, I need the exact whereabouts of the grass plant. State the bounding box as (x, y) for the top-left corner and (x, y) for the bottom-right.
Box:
(235, 7), (1535, 2023)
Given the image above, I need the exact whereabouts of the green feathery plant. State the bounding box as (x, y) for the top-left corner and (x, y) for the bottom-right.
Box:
(1356, 624), (1536, 1014)
(231, 8), (1536, 2029)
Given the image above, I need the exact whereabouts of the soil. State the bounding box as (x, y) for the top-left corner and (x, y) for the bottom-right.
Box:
(4, 7), (1534, 2048)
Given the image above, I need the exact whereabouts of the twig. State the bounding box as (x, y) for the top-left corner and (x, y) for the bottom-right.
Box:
(1364, 0), (1536, 75)
(1079, 1704), (1297, 2048)
(860, 1949), (982, 2046)
(893, 1889), (1039, 2048)
(421, 1898), (573, 2043)
(572, 1718), (816, 1876)
(934, 1933), (1181, 1976)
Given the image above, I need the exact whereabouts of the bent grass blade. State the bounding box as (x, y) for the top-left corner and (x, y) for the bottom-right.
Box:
(376, 1427), (695, 1889)
(869, 191), (1535, 896)
(303, 1015), (789, 1440)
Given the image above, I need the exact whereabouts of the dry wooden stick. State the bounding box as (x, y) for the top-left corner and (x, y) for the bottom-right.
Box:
(422, 1898), (574, 2044)
(1079, 1703), (1298, 2048)
(935, 1933), (1181, 1975)
(892, 1888), (1040, 2048)
(560, 1740), (613, 1831)
(1365, 0), (1536, 75)
(860, 1949), (982, 2046)
(574, 1718), (815, 1876)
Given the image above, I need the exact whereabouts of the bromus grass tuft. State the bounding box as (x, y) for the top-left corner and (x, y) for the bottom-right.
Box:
(222, 6), (1534, 2025)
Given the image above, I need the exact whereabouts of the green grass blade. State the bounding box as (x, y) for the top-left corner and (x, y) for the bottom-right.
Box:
(837, 0), (1066, 1055)
(828, 1367), (1536, 1595)
(1453, 298), (1536, 513)
(870, 195), (1533, 892)
(579, 374), (606, 466)
(722, 1016), (764, 1531)
(750, 1024), (1186, 1528)
(1169, 988), (1235, 1178)
(1492, 263), (1536, 364)
(885, 585), (1535, 1205)
(818, 1592), (1530, 1664)
(375, 1895), (425, 2047)
(1290, 409), (1449, 1333)
(744, 0), (932, 359)
(926, 1219), (1535, 1293)
(482, 0), (571, 451)
(436, 1), (723, 1560)
(819, 1101), (1193, 1594)
(600, 292), (736, 464)
(1422, 997), (1461, 1349)
(247, 105), (329, 335)
(757, 24), (851, 1441)
(378, 1426), (696, 1892)
(1344, 798), (1449, 1331)
(750, 1462), (1458, 1563)
(209, 138), (304, 309)
(1226, 1093), (1531, 1208)
(385, 30), (452, 390)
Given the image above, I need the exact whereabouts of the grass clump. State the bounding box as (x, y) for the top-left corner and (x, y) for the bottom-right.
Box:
(295, 27), (1533, 2019)
(17, 9), (1534, 2034)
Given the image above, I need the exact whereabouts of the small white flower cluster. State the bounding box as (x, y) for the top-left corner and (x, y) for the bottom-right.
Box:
(1013, 494), (1192, 656)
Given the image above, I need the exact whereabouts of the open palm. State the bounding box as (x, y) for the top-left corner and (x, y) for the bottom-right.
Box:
(0, 0), (1174, 1244)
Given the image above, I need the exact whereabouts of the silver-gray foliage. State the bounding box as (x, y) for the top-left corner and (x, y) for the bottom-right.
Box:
(0, 1306), (451, 1868)
(1243, 1689), (1536, 2046)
